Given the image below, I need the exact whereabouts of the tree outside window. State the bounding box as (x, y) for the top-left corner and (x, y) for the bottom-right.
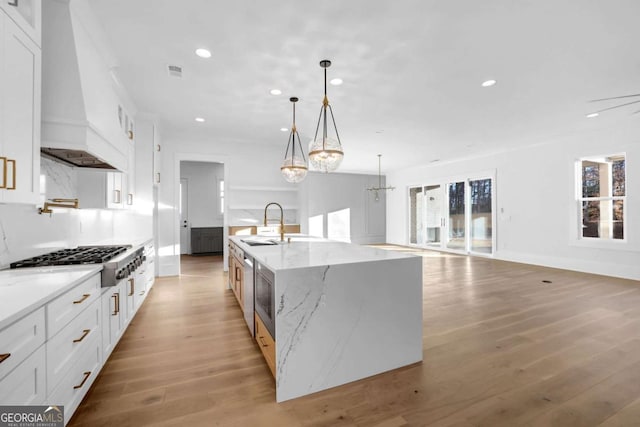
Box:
(579, 155), (625, 240)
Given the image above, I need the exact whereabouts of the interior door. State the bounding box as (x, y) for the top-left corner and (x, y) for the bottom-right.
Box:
(180, 178), (190, 254)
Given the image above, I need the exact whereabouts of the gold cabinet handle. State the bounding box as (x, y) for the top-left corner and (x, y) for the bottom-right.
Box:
(0, 157), (6, 189)
(73, 294), (90, 304)
(258, 336), (268, 348)
(139, 290), (145, 296)
(114, 189), (121, 204)
(112, 293), (119, 315)
(128, 130), (134, 140)
(73, 371), (91, 389)
(0, 353), (10, 364)
(73, 329), (90, 343)
(128, 278), (135, 296)
(127, 193), (133, 205)
(6, 159), (15, 190)
(156, 173), (160, 183)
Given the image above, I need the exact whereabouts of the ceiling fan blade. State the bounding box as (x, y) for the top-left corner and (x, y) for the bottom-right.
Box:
(590, 99), (640, 114)
(589, 94), (640, 102)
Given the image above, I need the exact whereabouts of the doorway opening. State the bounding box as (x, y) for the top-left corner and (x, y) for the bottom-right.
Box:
(178, 160), (226, 274)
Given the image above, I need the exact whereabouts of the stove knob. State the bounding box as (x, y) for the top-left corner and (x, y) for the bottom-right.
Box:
(116, 269), (126, 280)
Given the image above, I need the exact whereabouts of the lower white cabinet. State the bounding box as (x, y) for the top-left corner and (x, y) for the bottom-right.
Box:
(0, 345), (46, 405)
(0, 241), (155, 424)
(101, 280), (126, 360)
(48, 337), (101, 425)
(46, 298), (101, 396)
(0, 306), (45, 380)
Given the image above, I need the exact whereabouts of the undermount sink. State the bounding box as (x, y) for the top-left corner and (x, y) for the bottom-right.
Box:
(241, 238), (283, 246)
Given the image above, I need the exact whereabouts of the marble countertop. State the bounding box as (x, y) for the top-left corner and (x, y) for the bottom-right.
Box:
(230, 235), (417, 271)
(0, 265), (102, 330)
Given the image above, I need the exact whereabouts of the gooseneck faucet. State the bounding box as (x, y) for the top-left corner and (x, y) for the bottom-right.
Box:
(264, 202), (285, 242)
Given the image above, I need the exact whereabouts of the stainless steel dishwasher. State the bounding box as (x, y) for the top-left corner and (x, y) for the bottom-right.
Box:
(243, 254), (255, 336)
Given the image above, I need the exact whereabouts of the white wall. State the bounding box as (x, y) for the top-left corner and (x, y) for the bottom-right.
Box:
(386, 120), (640, 280)
(180, 161), (224, 227)
(298, 172), (387, 245)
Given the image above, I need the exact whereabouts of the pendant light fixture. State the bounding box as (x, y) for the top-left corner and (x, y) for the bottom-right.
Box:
(280, 97), (308, 183)
(309, 59), (344, 173)
(367, 154), (395, 201)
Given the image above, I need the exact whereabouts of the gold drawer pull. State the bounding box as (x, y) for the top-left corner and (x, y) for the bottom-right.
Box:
(0, 157), (6, 189)
(128, 278), (135, 296)
(258, 336), (269, 347)
(73, 294), (90, 304)
(0, 353), (10, 364)
(73, 371), (91, 389)
(73, 329), (90, 343)
(6, 159), (15, 190)
(112, 293), (119, 315)
(139, 290), (145, 296)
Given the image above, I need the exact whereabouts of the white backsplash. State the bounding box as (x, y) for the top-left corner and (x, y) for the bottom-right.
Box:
(229, 208), (297, 226)
(0, 157), (152, 270)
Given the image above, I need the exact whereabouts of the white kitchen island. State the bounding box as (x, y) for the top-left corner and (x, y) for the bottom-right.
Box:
(230, 236), (423, 402)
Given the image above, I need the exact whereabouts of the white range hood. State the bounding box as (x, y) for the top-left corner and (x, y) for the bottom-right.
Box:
(40, 0), (129, 171)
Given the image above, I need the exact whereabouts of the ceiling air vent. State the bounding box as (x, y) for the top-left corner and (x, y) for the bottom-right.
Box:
(167, 65), (183, 78)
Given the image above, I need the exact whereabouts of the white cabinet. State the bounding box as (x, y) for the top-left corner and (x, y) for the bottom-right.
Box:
(0, 0), (40, 46)
(125, 141), (135, 207)
(0, 345), (46, 405)
(153, 136), (161, 186)
(0, 7), (40, 204)
(101, 281), (126, 360)
(46, 272), (100, 339)
(76, 169), (126, 209)
(0, 307), (44, 380)
(46, 297), (100, 396)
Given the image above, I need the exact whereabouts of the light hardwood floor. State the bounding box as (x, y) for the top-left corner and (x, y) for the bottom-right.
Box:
(69, 249), (640, 426)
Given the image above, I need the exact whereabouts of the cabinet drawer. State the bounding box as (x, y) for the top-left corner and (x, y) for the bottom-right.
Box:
(0, 307), (45, 381)
(0, 344), (45, 405)
(48, 338), (101, 426)
(255, 313), (276, 378)
(46, 273), (101, 339)
(47, 298), (101, 396)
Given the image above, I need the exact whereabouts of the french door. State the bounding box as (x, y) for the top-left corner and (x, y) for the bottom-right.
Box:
(408, 175), (495, 255)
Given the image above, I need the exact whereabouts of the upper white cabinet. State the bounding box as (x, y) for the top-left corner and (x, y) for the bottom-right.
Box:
(0, 0), (40, 46)
(0, 5), (41, 204)
(76, 169), (126, 209)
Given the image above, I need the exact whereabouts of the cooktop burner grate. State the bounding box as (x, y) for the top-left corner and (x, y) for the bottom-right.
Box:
(10, 245), (130, 268)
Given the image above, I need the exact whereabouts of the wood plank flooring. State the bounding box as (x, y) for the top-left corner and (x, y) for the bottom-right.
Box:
(69, 249), (640, 426)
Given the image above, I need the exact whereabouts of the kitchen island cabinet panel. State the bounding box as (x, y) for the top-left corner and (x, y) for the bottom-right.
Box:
(229, 236), (423, 402)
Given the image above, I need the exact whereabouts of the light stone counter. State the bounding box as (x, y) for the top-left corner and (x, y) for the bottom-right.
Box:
(0, 266), (102, 330)
(230, 236), (423, 402)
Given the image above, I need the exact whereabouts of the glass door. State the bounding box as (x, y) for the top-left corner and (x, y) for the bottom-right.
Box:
(469, 178), (493, 254)
(446, 182), (466, 251)
(409, 187), (424, 245)
(424, 185), (443, 247)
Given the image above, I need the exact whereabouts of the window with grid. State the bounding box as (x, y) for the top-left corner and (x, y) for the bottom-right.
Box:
(578, 154), (625, 240)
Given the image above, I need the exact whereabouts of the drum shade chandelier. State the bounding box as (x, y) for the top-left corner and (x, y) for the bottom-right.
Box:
(366, 154), (395, 201)
(308, 60), (344, 173)
(280, 97), (308, 183)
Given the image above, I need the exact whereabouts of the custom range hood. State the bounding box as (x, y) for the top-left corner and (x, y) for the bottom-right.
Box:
(41, 0), (128, 171)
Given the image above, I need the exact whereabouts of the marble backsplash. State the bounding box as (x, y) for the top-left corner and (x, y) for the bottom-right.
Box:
(229, 208), (297, 226)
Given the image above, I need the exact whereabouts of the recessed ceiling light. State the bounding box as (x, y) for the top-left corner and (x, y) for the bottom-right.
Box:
(195, 117), (205, 122)
(280, 127), (288, 132)
(270, 89), (282, 95)
(330, 78), (343, 86)
(481, 79), (497, 87)
(586, 113), (599, 118)
(195, 48), (211, 58)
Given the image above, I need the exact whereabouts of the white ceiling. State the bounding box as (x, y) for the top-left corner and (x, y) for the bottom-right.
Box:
(87, 0), (640, 174)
